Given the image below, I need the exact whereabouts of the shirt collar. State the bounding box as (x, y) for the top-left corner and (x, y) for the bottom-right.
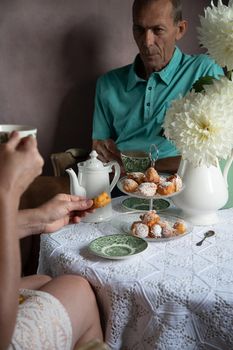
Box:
(127, 55), (145, 91)
(127, 47), (182, 91)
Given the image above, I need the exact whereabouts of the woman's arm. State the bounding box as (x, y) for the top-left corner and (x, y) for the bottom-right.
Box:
(0, 132), (43, 348)
(0, 194), (21, 350)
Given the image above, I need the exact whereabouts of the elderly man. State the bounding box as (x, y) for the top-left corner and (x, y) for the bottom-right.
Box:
(92, 0), (223, 173)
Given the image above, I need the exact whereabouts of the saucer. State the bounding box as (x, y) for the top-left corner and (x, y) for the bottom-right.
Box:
(122, 197), (170, 211)
(88, 234), (148, 259)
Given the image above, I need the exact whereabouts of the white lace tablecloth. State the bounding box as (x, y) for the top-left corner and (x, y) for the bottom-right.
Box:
(38, 196), (233, 350)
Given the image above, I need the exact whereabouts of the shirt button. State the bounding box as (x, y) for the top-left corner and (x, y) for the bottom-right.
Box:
(147, 102), (150, 107)
(148, 86), (152, 90)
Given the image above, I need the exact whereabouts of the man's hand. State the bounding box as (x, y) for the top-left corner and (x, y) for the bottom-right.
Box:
(92, 139), (122, 164)
(18, 194), (94, 237)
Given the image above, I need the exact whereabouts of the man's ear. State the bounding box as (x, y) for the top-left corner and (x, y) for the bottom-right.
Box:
(176, 20), (188, 41)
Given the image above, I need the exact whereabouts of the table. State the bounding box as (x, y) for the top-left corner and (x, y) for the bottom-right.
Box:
(38, 196), (233, 350)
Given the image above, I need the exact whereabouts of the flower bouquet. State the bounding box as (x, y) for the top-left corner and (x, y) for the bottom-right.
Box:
(198, 0), (233, 75)
(163, 76), (233, 167)
(163, 0), (233, 224)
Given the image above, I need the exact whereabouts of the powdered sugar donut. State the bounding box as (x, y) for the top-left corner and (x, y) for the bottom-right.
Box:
(150, 224), (162, 238)
(166, 174), (182, 191)
(157, 181), (175, 195)
(127, 172), (146, 184)
(122, 178), (138, 192)
(137, 182), (157, 196)
(131, 222), (149, 238)
(162, 226), (176, 238)
(140, 210), (160, 227)
(173, 220), (186, 234)
(145, 167), (160, 183)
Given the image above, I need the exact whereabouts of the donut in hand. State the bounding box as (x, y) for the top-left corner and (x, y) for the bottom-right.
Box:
(92, 192), (111, 209)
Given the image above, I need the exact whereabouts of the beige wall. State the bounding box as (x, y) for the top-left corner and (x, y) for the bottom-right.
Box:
(0, 0), (211, 174)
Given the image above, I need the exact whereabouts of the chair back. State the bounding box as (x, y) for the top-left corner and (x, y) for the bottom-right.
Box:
(51, 148), (89, 176)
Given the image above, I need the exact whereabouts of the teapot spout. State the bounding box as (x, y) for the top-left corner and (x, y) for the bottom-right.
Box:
(65, 168), (86, 197)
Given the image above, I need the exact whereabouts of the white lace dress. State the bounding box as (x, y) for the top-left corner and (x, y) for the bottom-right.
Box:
(9, 289), (72, 350)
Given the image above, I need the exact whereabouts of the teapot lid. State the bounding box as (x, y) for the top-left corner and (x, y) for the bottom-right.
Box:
(81, 150), (104, 169)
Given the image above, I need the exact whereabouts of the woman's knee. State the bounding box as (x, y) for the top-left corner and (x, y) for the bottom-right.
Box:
(56, 275), (96, 301)
(20, 274), (52, 289)
(41, 274), (95, 302)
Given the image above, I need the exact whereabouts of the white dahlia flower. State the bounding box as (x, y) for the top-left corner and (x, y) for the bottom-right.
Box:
(197, 0), (233, 71)
(163, 77), (233, 167)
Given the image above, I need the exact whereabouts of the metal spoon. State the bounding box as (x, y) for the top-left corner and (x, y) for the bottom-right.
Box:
(196, 230), (215, 246)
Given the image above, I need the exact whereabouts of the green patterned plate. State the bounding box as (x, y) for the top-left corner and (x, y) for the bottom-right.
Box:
(122, 197), (170, 211)
(88, 234), (148, 259)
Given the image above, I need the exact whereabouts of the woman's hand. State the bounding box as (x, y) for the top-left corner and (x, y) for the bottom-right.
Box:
(18, 194), (94, 237)
(0, 132), (44, 198)
(40, 194), (94, 233)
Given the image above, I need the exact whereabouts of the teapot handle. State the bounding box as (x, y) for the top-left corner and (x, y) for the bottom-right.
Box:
(108, 161), (121, 192)
(223, 149), (233, 185)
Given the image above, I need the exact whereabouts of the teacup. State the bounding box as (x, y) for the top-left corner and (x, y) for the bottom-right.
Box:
(121, 150), (151, 173)
(0, 124), (37, 143)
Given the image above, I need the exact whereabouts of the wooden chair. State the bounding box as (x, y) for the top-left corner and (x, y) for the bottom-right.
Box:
(50, 147), (89, 176)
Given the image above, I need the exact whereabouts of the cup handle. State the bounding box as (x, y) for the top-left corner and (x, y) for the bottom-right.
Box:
(108, 161), (121, 192)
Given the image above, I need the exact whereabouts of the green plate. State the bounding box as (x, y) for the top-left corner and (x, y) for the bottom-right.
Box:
(122, 197), (170, 211)
(88, 234), (148, 260)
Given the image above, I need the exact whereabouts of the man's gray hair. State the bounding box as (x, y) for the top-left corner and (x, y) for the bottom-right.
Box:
(133, 0), (182, 23)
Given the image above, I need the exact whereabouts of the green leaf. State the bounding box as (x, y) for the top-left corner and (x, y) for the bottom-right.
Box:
(191, 75), (217, 93)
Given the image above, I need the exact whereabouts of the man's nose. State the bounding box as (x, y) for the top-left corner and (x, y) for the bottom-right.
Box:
(144, 29), (154, 47)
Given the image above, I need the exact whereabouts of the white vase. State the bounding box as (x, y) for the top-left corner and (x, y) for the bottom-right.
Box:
(172, 159), (231, 225)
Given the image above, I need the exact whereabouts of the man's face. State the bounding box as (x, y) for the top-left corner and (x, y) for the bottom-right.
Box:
(133, 0), (186, 75)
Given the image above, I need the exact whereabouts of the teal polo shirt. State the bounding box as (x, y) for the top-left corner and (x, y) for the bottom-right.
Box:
(92, 47), (224, 159)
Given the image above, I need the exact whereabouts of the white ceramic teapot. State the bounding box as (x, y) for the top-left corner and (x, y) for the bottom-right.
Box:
(66, 150), (120, 222)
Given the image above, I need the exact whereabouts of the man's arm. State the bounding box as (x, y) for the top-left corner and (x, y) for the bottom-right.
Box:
(154, 156), (181, 174)
(93, 139), (180, 174)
